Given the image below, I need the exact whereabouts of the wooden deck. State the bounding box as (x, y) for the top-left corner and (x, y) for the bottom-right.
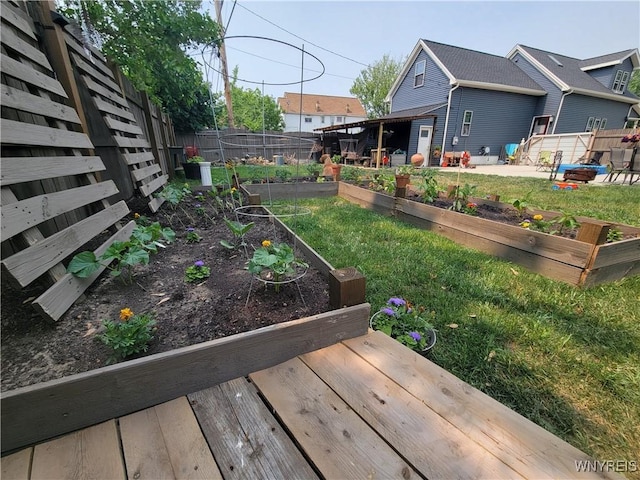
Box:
(1, 330), (622, 480)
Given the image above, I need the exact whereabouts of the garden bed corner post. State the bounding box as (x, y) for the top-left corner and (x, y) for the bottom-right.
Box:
(329, 267), (365, 309)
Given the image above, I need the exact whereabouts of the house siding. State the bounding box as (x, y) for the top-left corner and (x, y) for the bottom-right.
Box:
(588, 57), (635, 92)
(391, 50), (450, 113)
(436, 87), (537, 157)
(282, 113), (366, 133)
(511, 53), (559, 117)
(553, 94), (631, 133)
(407, 106), (447, 159)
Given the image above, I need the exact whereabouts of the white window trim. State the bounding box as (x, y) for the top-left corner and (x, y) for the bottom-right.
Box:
(414, 60), (425, 88)
(585, 117), (594, 132)
(612, 70), (629, 93)
(600, 118), (607, 130)
(461, 110), (473, 136)
(304, 117), (312, 123)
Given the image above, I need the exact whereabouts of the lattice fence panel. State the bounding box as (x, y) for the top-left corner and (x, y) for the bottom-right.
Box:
(64, 29), (167, 212)
(0, 2), (134, 321)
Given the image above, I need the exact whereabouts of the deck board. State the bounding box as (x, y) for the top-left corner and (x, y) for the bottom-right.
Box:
(2, 330), (623, 480)
(189, 377), (319, 480)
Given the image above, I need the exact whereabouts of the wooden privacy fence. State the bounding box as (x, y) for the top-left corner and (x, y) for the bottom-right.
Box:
(584, 128), (637, 165)
(1, 1), (135, 321)
(523, 132), (592, 164)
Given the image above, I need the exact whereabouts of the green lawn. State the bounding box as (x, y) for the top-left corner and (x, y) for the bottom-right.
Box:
(275, 176), (640, 474)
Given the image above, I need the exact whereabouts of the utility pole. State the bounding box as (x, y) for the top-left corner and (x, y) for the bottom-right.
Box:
(214, 0), (235, 128)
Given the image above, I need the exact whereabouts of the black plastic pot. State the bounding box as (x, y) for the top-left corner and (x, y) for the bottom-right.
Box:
(182, 162), (201, 180)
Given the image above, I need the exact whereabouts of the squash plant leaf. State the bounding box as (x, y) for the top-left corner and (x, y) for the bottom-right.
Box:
(67, 251), (101, 278)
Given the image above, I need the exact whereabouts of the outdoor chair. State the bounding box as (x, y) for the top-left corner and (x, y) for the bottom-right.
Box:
(602, 147), (628, 182)
(535, 150), (552, 171)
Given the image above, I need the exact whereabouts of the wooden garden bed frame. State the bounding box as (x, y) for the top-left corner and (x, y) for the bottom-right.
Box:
(1, 207), (368, 452)
(244, 181), (640, 287)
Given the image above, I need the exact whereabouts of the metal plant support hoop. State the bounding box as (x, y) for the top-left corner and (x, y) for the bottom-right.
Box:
(246, 266), (309, 308)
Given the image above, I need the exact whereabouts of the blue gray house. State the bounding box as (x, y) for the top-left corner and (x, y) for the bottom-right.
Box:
(383, 40), (640, 165)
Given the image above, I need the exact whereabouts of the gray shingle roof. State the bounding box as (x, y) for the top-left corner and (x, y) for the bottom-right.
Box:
(580, 49), (638, 69)
(422, 40), (545, 92)
(517, 45), (639, 100)
(381, 103), (447, 120)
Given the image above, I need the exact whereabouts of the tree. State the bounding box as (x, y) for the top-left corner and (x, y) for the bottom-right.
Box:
(350, 54), (404, 119)
(58, 0), (221, 132)
(629, 70), (640, 97)
(214, 67), (284, 132)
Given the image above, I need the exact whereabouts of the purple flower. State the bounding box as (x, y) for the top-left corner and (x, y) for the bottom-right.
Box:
(381, 307), (395, 316)
(409, 331), (422, 341)
(387, 297), (406, 306)
(194, 203), (202, 208)
(194, 260), (205, 268)
(186, 227), (195, 232)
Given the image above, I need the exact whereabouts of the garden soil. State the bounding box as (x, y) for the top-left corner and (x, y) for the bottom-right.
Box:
(1, 191), (330, 392)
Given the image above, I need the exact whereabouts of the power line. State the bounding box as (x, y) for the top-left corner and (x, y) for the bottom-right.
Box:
(234, 2), (369, 68)
(225, 45), (357, 81)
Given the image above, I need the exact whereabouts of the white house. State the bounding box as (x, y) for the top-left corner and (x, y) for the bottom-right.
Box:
(277, 92), (367, 133)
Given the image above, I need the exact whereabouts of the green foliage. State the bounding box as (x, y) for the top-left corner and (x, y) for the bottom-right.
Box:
(185, 228), (202, 243)
(187, 155), (205, 164)
(448, 184), (477, 212)
(58, 0), (220, 132)
(607, 227), (624, 243)
(101, 310), (156, 363)
(350, 54), (404, 118)
(213, 67), (284, 131)
(247, 241), (308, 292)
(549, 211), (580, 235)
(159, 182), (192, 208)
(67, 221), (175, 283)
(220, 218), (254, 249)
(417, 169), (441, 203)
(305, 162), (322, 177)
(275, 167), (292, 182)
(368, 174), (395, 194)
(370, 297), (434, 352)
(184, 261), (211, 282)
(629, 70), (640, 97)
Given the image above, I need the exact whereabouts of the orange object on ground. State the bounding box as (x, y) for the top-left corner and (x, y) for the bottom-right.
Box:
(552, 182), (579, 190)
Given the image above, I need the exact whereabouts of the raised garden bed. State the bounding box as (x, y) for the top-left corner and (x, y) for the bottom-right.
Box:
(243, 182), (640, 287)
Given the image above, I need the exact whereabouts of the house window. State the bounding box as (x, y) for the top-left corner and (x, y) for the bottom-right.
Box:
(305, 117), (312, 123)
(612, 70), (629, 93)
(414, 60), (425, 88)
(336, 116), (343, 123)
(585, 117), (594, 131)
(600, 118), (607, 130)
(593, 118), (601, 130)
(461, 110), (473, 136)
(321, 116), (325, 123)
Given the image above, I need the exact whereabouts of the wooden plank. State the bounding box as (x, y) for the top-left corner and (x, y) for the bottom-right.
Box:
(131, 163), (161, 182)
(243, 182), (338, 200)
(120, 397), (222, 480)
(298, 341), (526, 480)
(123, 150), (155, 165)
(1, 84), (80, 123)
(0, 156), (105, 186)
(82, 75), (129, 107)
(32, 221), (136, 321)
(148, 195), (165, 213)
(1, 119), (93, 149)
(104, 115), (144, 136)
(64, 32), (108, 69)
(93, 97), (136, 121)
(338, 181), (395, 215)
(1, 201), (129, 287)
(0, 24), (50, 69)
(0, 448), (32, 479)
(0, 2), (36, 39)
(0, 54), (67, 97)
(1, 181), (118, 240)
(30, 421), (125, 479)
(0, 304), (370, 452)
(341, 331), (625, 480)
(395, 197), (593, 266)
(189, 378), (319, 480)
(589, 237), (640, 269)
(114, 136), (151, 149)
(582, 259), (640, 287)
(139, 174), (167, 198)
(250, 357), (418, 479)
(69, 51), (122, 93)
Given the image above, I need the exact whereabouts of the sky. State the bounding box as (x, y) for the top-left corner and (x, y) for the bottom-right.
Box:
(195, 1), (640, 101)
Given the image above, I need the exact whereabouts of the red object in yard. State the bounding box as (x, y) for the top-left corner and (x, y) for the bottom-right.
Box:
(552, 182), (579, 190)
(185, 145), (199, 158)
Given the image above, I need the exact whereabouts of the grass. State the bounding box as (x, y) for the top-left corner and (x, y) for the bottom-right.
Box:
(276, 177), (640, 474)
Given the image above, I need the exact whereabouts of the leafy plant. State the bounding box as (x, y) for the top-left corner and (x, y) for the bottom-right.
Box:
(306, 162), (322, 177)
(185, 260), (211, 282)
(159, 183), (192, 208)
(510, 191), (534, 217)
(607, 227), (624, 243)
(187, 155), (204, 164)
(275, 167), (292, 182)
(247, 240), (308, 292)
(100, 308), (156, 363)
(67, 222), (175, 284)
(417, 169), (440, 203)
(194, 203), (205, 215)
(185, 227), (202, 243)
(331, 154), (342, 163)
(520, 213), (550, 233)
(448, 184), (476, 212)
(550, 211), (580, 235)
(462, 202), (478, 215)
(370, 297), (435, 352)
(220, 218), (255, 249)
(396, 164), (415, 176)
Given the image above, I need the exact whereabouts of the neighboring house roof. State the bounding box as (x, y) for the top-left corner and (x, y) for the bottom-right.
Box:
(381, 103), (447, 120)
(277, 92), (366, 116)
(508, 45), (640, 103)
